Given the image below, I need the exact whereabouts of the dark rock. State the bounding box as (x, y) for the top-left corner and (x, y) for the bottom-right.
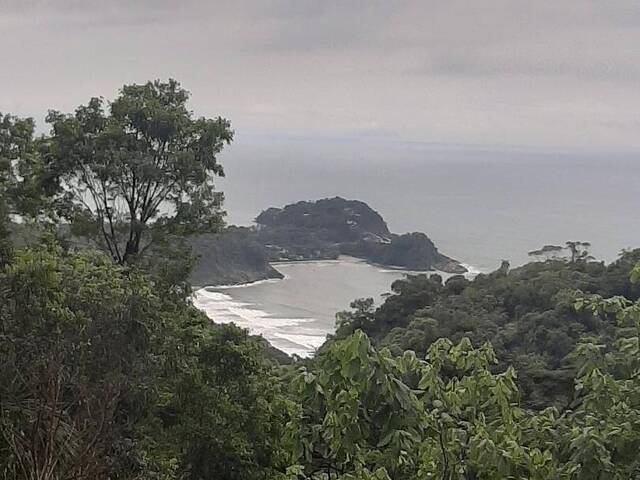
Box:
(255, 198), (466, 273)
(433, 256), (469, 274)
(256, 197), (391, 242)
(187, 227), (283, 287)
(189, 197), (466, 286)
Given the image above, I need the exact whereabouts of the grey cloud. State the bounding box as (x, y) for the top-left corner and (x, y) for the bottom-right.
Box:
(253, 1), (406, 53)
(0, 0), (182, 28)
(420, 56), (640, 83)
(1, 0), (640, 151)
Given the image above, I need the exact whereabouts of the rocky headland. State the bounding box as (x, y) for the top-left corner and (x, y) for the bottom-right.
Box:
(188, 197), (466, 286)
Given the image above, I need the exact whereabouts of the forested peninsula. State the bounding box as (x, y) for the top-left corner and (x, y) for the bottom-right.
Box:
(189, 197), (466, 286)
(2, 80), (640, 479)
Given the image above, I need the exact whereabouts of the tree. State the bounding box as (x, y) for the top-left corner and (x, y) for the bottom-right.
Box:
(334, 298), (375, 338)
(0, 168), (10, 265)
(0, 241), (289, 480)
(284, 330), (426, 479)
(497, 259), (510, 275)
(0, 243), (158, 479)
(565, 240), (593, 263)
(528, 241), (593, 263)
(568, 265), (640, 478)
(332, 252), (640, 409)
(34, 79), (233, 265)
(0, 113), (39, 265)
(284, 331), (564, 480)
(145, 321), (289, 480)
(528, 244), (565, 261)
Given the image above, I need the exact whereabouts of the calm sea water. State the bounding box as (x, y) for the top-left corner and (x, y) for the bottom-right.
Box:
(194, 137), (640, 355)
(193, 258), (441, 356)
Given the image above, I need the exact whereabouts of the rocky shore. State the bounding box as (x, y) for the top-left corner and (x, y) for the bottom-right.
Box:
(188, 197), (466, 286)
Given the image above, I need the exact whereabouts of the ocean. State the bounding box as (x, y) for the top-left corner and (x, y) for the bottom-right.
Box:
(193, 137), (640, 356)
(193, 257), (463, 356)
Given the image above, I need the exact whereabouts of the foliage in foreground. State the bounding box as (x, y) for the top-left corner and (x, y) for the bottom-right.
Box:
(333, 252), (640, 408)
(283, 314), (640, 479)
(1, 242), (640, 479)
(4, 77), (640, 478)
(0, 244), (286, 480)
(4, 80), (232, 266)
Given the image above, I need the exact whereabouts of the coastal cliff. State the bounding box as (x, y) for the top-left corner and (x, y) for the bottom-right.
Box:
(188, 227), (284, 287)
(189, 197), (466, 286)
(254, 198), (466, 273)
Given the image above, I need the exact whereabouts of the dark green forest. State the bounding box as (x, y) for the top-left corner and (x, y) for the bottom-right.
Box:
(2, 81), (640, 479)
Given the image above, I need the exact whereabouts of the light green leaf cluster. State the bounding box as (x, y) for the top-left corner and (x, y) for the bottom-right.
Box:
(285, 331), (569, 479)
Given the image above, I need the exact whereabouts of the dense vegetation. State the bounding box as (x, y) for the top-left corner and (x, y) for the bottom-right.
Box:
(187, 197), (467, 288)
(254, 197), (466, 273)
(334, 253), (640, 409)
(2, 81), (640, 479)
(0, 242), (288, 479)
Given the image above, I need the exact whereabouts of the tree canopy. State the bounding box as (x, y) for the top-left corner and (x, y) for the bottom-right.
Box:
(22, 79), (233, 264)
(0, 112), (38, 264)
(333, 250), (640, 409)
(0, 243), (287, 479)
(3, 79), (640, 479)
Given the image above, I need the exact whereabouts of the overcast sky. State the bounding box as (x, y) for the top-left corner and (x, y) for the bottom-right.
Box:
(1, 0), (640, 152)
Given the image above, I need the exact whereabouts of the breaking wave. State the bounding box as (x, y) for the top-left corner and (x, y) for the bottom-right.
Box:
(193, 287), (327, 357)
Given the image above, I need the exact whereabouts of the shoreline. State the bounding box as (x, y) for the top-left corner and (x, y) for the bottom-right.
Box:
(198, 255), (482, 290)
(200, 277), (285, 290)
(193, 257), (483, 357)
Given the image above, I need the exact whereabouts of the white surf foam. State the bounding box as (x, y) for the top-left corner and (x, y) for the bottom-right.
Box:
(272, 332), (327, 350)
(206, 277), (284, 289)
(375, 267), (430, 274)
(460, 263), (483, 277)
(192, 256), (482, 358)
(192, 287), (326, 357)
(273, 260), (342, 268)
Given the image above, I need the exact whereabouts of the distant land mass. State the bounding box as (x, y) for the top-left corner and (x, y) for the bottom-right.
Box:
(189, 197), (466, 286)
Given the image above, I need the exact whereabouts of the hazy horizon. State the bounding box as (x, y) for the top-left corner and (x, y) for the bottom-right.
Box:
(2, 1), (640, 154)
